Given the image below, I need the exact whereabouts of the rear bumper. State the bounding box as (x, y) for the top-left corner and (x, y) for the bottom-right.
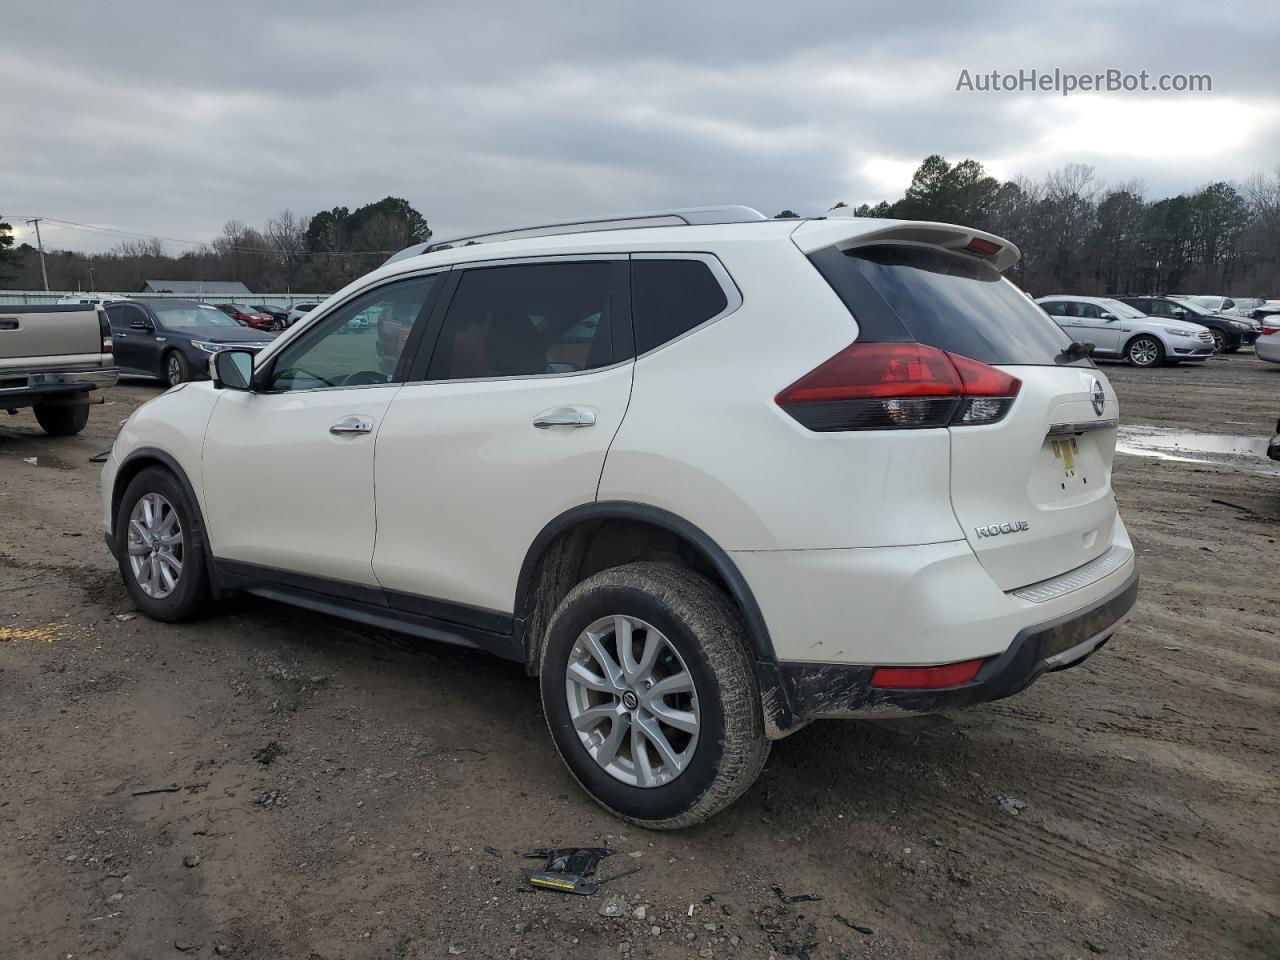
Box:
(0, 367), (117, 410)
(776, 570), (1137, 720)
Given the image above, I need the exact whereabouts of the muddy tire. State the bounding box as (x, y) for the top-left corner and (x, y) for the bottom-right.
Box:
(115, 466), (211, 621)
(540, 561), (769, 829)
(1125, 335), (1164, 368)
(33, 401), (90, 436)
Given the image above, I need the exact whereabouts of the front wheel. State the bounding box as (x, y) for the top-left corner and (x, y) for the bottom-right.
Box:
(33, 401), (90, 436)
(115, 467), (211, 621)
(1126, 335), (1164, 367)
(165, 351), (190, 386)
(1210, 329), (1226, 352)
(540, 561), (769, 829)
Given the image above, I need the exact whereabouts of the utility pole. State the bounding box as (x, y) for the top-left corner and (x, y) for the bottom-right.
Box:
(26, 218), (49, 292)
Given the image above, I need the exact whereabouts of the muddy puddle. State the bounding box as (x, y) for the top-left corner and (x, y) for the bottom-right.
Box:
(1116, 425), (1280, 475)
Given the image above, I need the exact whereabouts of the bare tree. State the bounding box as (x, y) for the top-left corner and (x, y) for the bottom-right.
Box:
(264, 210), (311, 294)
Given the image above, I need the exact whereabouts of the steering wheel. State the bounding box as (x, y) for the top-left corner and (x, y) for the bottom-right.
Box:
(337, 370), (389, 386)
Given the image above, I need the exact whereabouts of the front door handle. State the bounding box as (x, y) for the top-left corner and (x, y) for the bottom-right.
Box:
(329, 415), (374, 436)
(533, 406), (596, 429)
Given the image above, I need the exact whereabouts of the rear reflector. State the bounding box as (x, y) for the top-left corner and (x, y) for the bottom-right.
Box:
(776, 342), (1021, 431)
(870, 658), (985, 689)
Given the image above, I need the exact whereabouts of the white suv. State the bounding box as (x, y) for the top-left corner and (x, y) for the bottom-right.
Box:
(101, 206), (1138, 828)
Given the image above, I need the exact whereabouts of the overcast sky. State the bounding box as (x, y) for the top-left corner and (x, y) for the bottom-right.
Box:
(3, 1), (1277, 255)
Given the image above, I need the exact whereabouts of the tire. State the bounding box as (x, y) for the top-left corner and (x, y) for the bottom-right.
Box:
(114, 466), (211, 621)
(1210, 329), (1226, 352)
(1125, 335), (1164, 367)
(539, 561), (769, 829)
(32, 401), (90, 436)
(164, 351), (190, 386)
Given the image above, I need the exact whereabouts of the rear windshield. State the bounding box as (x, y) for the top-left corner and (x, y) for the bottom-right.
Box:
(810, 244), (1086, 366)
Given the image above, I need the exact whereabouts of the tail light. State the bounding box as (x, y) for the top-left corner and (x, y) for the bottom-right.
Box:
(97, 309), (113, 355)
(1262, 325), (1280, 337)
(775, 342), (1021, 431)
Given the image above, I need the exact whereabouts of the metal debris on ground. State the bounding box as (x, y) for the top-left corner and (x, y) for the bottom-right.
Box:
(834, 914), (874, 935)
(484, 846), (502, 858)
(89, 450), (111, 463)
(521, 847), (614, 895)
(771, 884), (823, 904)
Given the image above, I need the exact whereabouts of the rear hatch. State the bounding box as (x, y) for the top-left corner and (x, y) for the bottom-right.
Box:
(798, 227), (1118, 590)
(0, 304), (103, 367)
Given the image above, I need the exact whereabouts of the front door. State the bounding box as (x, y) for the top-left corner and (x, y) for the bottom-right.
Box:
(1073, 302), (1122, 354)
(106, 303), (157, 375)
(201, 272), (442, 585)
(373, 258), (634, 618)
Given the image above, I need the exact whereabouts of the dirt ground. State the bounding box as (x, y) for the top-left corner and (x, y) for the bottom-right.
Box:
(2, 354), (1277, 960)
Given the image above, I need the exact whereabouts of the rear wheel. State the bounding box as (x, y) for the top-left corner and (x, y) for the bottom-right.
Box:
(539, 561), (769, 829)
(165, 351), (190, 386)
(1125, 335), (1164, 367)
(32, 401), (90, 436)
(115, 467), (211, 621)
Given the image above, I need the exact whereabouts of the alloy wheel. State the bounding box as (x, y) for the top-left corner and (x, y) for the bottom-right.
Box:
(1211, 330), (1225, 352)
(1130, 339), (1159, 366)
(167, 354), (183, 385)
(564, 615), (700, 788)
(126, 493), (184, 599)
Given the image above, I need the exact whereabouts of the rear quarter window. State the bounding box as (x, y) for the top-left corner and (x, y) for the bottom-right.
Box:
(810, 244), (1085, 366)
(631, 258), (730, 354)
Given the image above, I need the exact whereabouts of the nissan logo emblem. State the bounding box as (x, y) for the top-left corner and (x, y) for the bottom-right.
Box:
(1089, 377), (1105, 416)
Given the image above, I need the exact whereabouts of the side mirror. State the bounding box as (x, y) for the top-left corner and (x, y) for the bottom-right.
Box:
(1100, 312), (1117, 321)
(130, 319), (152, 331)
(210, 349), (254, 391)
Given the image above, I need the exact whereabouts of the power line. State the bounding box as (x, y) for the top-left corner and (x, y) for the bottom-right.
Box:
(5, 215), (404, 257)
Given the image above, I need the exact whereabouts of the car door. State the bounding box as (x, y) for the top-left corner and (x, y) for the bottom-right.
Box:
(372, 257), (634, 620)
(1075, 302), (1122, 353)
(107, 303), (159, 375)
(201, 272), (443, 585)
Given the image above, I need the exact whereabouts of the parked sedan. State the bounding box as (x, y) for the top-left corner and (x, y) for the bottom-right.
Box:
(104, 299), (275, 386)
(251, 304), (290, 326)
(1115, 297), (1258, 352)
(215, 303), (278, 332)
(1256, 319), (1280, 365)
(1038, 296), (1214, 366)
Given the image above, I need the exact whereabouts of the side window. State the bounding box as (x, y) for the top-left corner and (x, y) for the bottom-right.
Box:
(631, 258), (729, 354)
(267, 275), (437, 392)
(1041, 301), (1067, 317)
(427, 261), (614, 380)
(1077, 303), (1101, 319)
(105, 305), (129, 332)
(1149, 300), (1172, 318)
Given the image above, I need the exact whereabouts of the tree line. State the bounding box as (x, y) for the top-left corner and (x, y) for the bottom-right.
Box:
(6, 159), (1280, 297)
(0, 196), (430, 294)
(805, 155), (1280, 297)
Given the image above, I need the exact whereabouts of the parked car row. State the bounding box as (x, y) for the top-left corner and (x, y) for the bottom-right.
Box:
(1037, 293), (1263, 366)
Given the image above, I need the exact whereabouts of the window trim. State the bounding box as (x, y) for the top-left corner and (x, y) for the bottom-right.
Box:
(404, 254), (633, 384)
(252, 268), (448, 394)
(630, 252), (743, 359)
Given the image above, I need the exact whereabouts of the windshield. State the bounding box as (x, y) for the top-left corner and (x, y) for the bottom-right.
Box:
(1176, 300), (1212, 316)
(1100, 299), (1146, 319)
(155, 304), (244, 330)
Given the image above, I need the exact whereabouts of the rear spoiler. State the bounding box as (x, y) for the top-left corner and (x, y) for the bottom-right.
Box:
(790, 216), (1021, 273)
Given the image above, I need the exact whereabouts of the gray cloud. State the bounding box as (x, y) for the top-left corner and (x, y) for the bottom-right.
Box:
(3, 0), (1276, 254)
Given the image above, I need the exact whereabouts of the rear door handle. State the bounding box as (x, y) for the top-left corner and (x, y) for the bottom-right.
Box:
(533, 406), (596, 429)
(329, 415), (374, 436)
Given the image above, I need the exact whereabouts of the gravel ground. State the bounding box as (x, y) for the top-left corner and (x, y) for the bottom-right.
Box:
(2, 354), (1277, 960)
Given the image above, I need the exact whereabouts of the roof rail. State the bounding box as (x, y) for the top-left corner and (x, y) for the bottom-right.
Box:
(383, 205), (768, 265)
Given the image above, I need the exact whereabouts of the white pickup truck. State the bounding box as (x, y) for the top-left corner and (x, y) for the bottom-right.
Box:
(1, 303), (118, 435)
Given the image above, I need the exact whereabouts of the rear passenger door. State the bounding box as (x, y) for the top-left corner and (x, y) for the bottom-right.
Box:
(371, 257), (634, 622)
